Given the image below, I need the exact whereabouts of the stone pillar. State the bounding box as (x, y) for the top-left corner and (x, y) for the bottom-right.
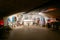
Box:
(3, 17), (8, 26)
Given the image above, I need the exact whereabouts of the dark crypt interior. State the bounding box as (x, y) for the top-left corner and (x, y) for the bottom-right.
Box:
(0, 0), (60, 40)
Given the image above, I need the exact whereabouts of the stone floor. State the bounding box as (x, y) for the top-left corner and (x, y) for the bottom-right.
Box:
(0, 25), (60, 40)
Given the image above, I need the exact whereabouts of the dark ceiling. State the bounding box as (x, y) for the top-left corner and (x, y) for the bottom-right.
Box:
(0, 0), (60, 18)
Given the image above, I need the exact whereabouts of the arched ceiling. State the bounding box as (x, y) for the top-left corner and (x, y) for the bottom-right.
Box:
(0, 0), (60, 19)
(0, 0), (51, 17)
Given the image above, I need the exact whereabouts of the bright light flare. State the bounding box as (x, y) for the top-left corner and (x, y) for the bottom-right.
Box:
(39, 12), (46, 17)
